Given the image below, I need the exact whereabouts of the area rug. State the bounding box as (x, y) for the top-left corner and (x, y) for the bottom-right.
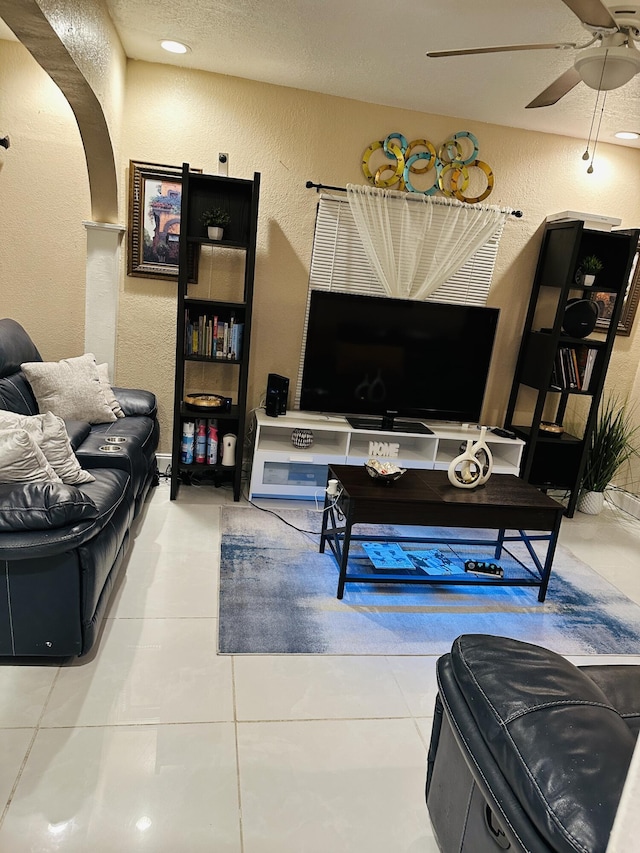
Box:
(218, 506), (640, 655)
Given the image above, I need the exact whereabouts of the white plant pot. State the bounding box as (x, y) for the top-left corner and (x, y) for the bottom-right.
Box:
(578, 490), (605, 515)
(207, 226), (223, 240)
(582, 273), (596, 287)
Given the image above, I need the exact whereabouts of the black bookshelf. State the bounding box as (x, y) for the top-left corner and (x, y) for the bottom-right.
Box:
(170, 166), (260, 501)
(505, 219), (639, 516)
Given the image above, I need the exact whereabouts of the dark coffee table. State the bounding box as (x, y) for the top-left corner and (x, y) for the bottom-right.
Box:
(319, 466), (564, 601)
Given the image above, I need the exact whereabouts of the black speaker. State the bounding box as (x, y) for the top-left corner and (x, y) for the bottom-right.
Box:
(266, 373), (289, 417)
(562, 298), (598, 338)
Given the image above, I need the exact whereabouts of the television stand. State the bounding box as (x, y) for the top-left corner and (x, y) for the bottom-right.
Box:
(249, 411), (525, 500)
(346, 416), (434, 435)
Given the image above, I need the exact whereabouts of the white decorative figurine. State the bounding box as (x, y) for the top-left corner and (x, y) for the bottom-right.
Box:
(447, 427), (493, 489)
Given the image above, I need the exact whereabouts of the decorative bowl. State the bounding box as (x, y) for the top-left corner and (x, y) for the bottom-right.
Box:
(364, 458), (407, 484)
(291, 428), (314, 448)
(184, 393), (232, 412)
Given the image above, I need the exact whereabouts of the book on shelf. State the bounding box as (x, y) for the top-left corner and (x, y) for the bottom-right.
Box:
(230, 322), (244, 359)
(581, 348), (597, 391)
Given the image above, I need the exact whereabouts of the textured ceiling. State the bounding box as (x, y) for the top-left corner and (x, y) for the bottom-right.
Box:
(4, 1), (640, 148)
(104, 0), (640, 148)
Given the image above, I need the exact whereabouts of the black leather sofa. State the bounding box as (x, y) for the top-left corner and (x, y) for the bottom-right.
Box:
(426, 634), (639, 853)
(0, 318), (159, 658)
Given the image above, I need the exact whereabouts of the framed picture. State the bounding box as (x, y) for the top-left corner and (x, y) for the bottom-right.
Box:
(592, 245), (640, 336)
(127, 161), (200, 281)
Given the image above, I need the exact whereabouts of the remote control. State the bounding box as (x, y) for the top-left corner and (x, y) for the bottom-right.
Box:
(491, 427), (516, 439)
(464, 560), (504, 578)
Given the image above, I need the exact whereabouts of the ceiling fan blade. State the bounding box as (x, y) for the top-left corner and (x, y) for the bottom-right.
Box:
(560, 0), (617, 29)
(525, 66), (583, 108)
(426, 42), (576, 58)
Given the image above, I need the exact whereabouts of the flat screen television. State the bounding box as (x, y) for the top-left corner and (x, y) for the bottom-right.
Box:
(299, 290), (499, 433)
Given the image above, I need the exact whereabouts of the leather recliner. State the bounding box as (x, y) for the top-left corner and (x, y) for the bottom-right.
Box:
(426, 634), (640, 852)
(0, 318), (160, 658)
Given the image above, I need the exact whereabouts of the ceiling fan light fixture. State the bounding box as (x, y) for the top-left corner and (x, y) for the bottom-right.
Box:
(574, 46), (640, 89)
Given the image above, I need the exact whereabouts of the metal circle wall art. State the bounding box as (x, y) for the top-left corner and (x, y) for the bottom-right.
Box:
(361, 130), (494, 203)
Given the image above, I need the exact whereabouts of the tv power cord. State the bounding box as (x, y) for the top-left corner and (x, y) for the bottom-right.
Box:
(244, 483), (344, 535)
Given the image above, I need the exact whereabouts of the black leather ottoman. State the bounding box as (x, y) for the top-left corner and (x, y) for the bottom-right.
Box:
(426, 635), (640, 853)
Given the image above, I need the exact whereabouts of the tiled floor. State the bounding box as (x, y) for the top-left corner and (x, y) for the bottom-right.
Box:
(1, 480), (640, 852)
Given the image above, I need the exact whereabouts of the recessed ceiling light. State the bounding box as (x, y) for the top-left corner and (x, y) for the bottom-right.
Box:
(160, 40), (190, 54)
(614, 131), (640, 139)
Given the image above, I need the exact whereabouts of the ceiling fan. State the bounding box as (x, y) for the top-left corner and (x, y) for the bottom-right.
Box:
(426, 1), (640, 108)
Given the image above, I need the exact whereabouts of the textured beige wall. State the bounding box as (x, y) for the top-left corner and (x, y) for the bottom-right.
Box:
(118, 60), (640, 453)
(3, 41), (640, 467)
(0, 40), (90, 359)
(36, 0), (127, 150)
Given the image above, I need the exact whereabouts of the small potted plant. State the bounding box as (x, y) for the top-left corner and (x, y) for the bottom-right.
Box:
(201, 208), (231, 241)
(578, 255), (603, 287)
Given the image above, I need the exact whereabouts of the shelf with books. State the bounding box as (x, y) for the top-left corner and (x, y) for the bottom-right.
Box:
(184, 308), (245, 361)
(550, 344), (600, 393)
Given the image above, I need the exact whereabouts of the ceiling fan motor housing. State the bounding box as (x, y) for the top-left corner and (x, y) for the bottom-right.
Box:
(574, 44), (640, 88)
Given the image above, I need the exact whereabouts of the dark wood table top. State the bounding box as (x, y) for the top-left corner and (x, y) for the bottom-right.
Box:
(328, 466), (564, 529)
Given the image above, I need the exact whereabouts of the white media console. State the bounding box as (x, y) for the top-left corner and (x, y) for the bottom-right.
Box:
(249, 410), (525, 500)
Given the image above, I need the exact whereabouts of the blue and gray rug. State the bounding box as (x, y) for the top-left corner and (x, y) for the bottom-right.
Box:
(218, 506), (640, 655)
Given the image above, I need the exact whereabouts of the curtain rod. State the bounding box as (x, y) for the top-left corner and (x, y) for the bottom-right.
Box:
(305, 181), (524, 218)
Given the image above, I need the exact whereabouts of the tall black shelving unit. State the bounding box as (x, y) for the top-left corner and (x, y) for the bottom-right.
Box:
(505, 219), (639, 517)
(170, 164), (260, 501)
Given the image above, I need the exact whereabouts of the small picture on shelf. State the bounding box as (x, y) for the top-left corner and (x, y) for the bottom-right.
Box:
(590, 291), (616, 329)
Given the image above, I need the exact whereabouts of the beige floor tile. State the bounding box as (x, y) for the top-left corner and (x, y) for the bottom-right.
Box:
(0, 724), (241, 852)
(234, 655), (412, 720)
(238, 717), (435, 853)
(0, 729), (33, 810)
(386, 656), (440, 718)
(0, 665), (58, 727)
(110, 545), (219, 618)
(40, 618), (233, 727)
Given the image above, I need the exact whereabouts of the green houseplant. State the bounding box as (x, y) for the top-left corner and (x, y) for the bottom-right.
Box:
(578, 254), (603, 287)
(579, 393), (640, 514)
(201, 208), (231, 240)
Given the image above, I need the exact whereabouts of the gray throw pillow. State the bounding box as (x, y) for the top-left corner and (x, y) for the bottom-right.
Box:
(21, 353), (117, 424)
(0, 411), (95, 485)
(0, 428), (62, 484)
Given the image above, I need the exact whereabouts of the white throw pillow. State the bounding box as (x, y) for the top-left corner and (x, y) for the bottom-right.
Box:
(21, 353), (117, 424)
(0, 429), (62, 484)
(97, 362), (125, 418)
(0, 411), (95, 485)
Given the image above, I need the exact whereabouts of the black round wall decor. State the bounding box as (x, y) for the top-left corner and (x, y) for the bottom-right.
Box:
(561, 298), (598, 338)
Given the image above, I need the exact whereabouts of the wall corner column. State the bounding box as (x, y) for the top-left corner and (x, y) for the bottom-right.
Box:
(83, 221), (125, 373)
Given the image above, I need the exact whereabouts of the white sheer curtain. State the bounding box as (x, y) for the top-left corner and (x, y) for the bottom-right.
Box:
(346, 183), (510, 300)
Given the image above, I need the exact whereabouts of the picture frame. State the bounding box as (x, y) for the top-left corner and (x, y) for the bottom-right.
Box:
(592, 245), (640, 336)
(127, 160), (200, 281)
